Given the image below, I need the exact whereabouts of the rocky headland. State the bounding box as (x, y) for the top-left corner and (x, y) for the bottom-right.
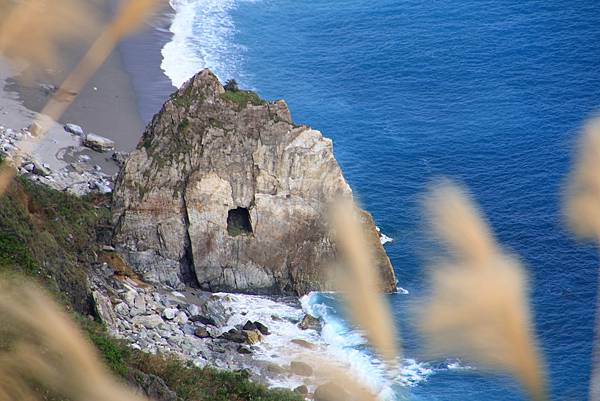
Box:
(0, 67), (399, 399)
(112, 69), (396, 295)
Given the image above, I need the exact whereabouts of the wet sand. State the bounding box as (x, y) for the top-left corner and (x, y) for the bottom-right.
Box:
(1, 0), (149, 154)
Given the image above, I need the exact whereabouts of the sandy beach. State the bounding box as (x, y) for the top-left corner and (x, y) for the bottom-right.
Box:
(0, 0), (170, 155)
(0, 0), (179, 183)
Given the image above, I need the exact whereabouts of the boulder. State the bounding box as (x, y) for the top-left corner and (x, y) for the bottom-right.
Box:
(254, 321), (269, 335)
(237, 345), (252, 354)
(112, 151), (128, 166)
(242, 320), (257, 331)
(128, 369), (177, 401)
(314, 382), (349, 401)
(84, 133), (115, 152)
(162, 308), (178, 320)
(242, 329), (262, 345)
(186, 304), (200, 316)
(265, 363), (286, 375)
(220, 329), (246, 343)
(32, 160), (50, 176)
(64, 123), (84, 136)
(291, 338), (316, 350)
(194, 327), (211, 338)
(112, 68), (396, 295)
(92, 291), (117, 329)
(132, 314), (164, 329)
(173, 311), (188, 325)
(190, 315), (217, 327)
(294, 385), (308, 395)
(298, 314), (321, 331)
(290, 361), (313, 377)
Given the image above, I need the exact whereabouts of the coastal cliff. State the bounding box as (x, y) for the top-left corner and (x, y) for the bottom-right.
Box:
(112, 69), (396, 295)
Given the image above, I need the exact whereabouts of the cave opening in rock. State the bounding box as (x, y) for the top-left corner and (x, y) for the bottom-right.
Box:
(227, 207), (253, 236)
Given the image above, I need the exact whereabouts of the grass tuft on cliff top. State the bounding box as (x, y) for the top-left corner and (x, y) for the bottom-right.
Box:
(221, 88), (266, 108)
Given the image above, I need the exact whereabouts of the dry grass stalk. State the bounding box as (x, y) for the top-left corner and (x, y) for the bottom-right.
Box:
(331, 200), (399, 366)
(0, 280), (148, 401)
(563, 117), (600, 401)
(564, 117), (600, 240)
(0, 0), (165, 195)
(419, 182), (547, 401)
(311, 357), (380, 401)
(0, 0), (101, 75)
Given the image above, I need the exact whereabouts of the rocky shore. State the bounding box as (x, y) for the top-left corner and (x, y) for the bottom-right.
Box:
(0, 121), (125, 196)
(0, 63), (398, 399)
(90, 251), (329, 396)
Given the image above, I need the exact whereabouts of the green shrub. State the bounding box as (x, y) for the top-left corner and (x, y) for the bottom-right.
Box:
(221, 90), (265, 108)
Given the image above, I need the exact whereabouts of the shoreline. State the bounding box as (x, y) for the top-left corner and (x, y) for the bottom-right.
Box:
(0, 0), (159, 154)
(0, 1), (176, 184)
(118, 4), (177, 125)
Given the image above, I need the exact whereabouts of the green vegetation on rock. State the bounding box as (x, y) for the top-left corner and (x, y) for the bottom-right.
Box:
(0, 177), (109, 312)
(220, 89), (265, 108)
(0, 175), (301, 401)
(83, 321), (302, 401)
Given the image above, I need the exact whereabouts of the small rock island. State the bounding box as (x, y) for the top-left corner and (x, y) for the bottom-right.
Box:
(112, 69), (396, 295)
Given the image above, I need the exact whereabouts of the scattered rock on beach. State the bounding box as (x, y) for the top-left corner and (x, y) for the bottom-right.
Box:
(32, 160), (51, 176)
(242, 329), (262, 345)
(28, 121), (42, 136)
(314, 382), (348, 401)
(237, 345), (252, 354)
(254, 321), (269, 335)
(132, 314), (164, 329)
(83, 133), (115, 152)
(190, 315), (217, 327)
(291, 338), (316, 350)
(194, 327), (211, 338)
(112, 151), (128, 166)
(64, 123), (84, 136)
(220, 329), (246, 344)
(39, 83), (57, 95)
(290, 361), (313, 377)
(162, 307), (178, 320)
(298, 314), (321, 331)
(294, 385), (308, 395)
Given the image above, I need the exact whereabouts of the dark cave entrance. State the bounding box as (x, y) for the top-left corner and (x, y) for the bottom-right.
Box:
(227, 207), (253, 236)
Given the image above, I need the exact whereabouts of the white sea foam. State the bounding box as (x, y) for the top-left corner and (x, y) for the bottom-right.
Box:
(376, 226), (393, 245)
(214, 291), (436, 397)
(161, 0), (251, 88)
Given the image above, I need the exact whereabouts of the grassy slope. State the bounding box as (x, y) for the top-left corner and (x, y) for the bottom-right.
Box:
(0, 173), (301, 401)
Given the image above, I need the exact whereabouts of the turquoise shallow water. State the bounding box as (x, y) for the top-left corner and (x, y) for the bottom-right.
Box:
(159, 0), (600, 399)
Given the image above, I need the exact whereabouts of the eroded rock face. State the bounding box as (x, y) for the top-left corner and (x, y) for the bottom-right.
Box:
(112, 69), (396, 295)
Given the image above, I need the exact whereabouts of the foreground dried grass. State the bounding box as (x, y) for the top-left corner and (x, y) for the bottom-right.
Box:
(0, 0), (164, 195)
(418, 182), (547, 401)
(0, 0), (101, 75)
(563, 117), (600, 401)
(0, 281), (147, 401)
(564, 117), (600, 240)
(332, 200), (400, 367)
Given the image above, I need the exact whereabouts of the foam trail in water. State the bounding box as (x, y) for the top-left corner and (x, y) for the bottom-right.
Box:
(161, 0), (251, 88)
(376, 226), (393, 245)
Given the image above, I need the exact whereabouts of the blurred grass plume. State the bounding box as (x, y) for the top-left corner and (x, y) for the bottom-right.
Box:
(0, 0), (164, 196)
(332, 200), (400, 367)
(0, 280), (148, 401)
(418, 182), (547, 401)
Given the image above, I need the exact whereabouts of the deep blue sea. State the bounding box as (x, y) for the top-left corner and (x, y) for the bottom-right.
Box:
(159, 1), (600, 399)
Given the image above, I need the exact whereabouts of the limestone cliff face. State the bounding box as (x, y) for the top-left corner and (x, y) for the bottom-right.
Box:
(112, 69), (396, 295)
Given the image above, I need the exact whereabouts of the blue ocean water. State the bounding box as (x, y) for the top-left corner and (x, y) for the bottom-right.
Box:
(161, 1), (600, 399)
